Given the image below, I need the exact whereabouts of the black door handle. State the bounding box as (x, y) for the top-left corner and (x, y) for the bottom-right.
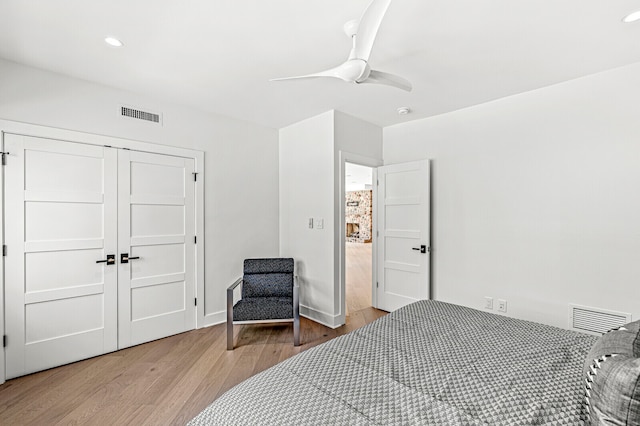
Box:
(96, 254), (116, 265)
(120, 253), (141, 264)
(412, 245), (427, 254)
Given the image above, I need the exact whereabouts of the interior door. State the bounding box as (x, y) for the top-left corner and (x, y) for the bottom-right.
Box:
(376, 160), (430, 312)
(4, 134), (118, 378)
(117, 150), (196, 348)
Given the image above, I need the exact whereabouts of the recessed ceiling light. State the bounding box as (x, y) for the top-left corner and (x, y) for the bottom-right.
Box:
(104, 37), (124, 47)
(397, 107), (411, 115)
(622, 10), (640, 23)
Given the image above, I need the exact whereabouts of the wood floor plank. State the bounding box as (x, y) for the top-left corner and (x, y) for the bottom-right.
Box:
(346, 242), (373, 314)
(0, 308), (386, 425)
(0, 262), (383, 425)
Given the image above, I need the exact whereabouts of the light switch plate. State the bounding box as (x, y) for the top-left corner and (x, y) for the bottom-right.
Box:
(308, 218), (314, 229)
(315, 218), (324, 229)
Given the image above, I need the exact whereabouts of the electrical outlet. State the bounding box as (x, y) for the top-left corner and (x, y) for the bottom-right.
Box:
(497, 299), (507, 313)
(308, 218), (314, 229)
(315, 218), (324, 229)
(484, 297), (494, 310)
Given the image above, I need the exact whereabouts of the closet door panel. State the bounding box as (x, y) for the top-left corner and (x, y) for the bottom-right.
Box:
(118, 150), (196, 348)
(4, 135), (118, 379)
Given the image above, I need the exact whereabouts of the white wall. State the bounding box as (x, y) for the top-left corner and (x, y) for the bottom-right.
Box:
(279, 111), (336, 325)
(384, 62), (640, 329)
(279, 110), (382, 327)
(333, 111), (383, 320)
(0, 58), (280, 325)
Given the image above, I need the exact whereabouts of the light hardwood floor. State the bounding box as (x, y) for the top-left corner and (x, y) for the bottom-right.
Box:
(0, 307), (385, 425)
(346, 242), (373, 315)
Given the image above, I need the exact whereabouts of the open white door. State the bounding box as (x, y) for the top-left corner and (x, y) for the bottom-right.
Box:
(376, 160), (430, 312)
(4, 135), (118, 378)
(117, 150), (196, 348)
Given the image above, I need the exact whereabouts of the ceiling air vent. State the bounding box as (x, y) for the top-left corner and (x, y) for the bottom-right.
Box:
(120, 106), (161, 124)
(569, 304), (632, 335)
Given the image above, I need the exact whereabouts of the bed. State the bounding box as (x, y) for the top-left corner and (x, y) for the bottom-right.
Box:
(189, 300), (640, 425)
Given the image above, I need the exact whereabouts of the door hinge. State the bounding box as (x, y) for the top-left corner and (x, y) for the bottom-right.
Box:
(2, 245), (6, 256)
(3, 335), (6, 348)
(194, 298), (197, 306)
(194, 236), (197, 244)
(376, 230), (379, 237)
(376, 282), (379, 288)
(1, 151), (9, 166)
(377, 179), (379, 186)
(193, 172), (198, 182)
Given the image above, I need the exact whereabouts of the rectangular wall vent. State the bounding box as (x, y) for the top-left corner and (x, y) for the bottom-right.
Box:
(569, 304), (632, 335)
(120, 106), (161, 124)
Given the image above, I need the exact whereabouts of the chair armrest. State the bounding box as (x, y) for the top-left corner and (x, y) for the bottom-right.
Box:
(227, 277), (242, 350)
(227, 277), (242, 320)
(228, 277), (243, 291)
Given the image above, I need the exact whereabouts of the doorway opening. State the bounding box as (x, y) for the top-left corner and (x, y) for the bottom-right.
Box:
(345, 162), (374, 316)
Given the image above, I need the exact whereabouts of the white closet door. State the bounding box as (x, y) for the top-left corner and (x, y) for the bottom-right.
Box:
(4, 135), (118, 379)
(376, 160), (430, 312)
(117, 150), (196, 348)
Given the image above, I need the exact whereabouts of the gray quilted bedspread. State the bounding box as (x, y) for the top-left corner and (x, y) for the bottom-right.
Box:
(189, 300), (597, 425)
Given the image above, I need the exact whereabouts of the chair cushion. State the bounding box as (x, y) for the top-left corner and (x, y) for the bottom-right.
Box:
(243, 273), (293, 298)
(233, 297), (294, 322)
(244, 258), (294, 274)
(242, 258), (294, 298)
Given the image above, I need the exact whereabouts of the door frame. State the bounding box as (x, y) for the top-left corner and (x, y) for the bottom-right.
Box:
(0, 119), (205, 384)
(337, 151), (383, 326)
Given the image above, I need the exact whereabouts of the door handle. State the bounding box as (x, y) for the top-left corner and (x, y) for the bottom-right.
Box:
(120, 253), (141, 264)
(412, 245), (427, 254)
(96, 254), (116, 265)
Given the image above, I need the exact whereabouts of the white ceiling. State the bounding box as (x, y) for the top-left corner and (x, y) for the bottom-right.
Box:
(1, 1), (640, 129)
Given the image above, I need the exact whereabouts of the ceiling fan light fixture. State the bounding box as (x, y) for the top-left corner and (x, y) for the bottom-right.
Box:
(622, 10), (640, 23)
(104, 36), (124, 47)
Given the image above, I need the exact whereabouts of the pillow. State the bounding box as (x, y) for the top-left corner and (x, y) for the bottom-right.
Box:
(583, 322), (639, 375)
(583, 320), (640, 425)
(585, 356), (640, 425)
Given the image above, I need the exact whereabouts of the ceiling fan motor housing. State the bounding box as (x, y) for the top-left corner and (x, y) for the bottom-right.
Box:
(338, 59), (370, 82)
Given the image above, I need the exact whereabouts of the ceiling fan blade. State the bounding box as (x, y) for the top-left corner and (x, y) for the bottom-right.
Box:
(270, 66), (343, 82)
(362, 70), (412, 92)
(272, 60), (368, 83)
(353, 0), (392, 61)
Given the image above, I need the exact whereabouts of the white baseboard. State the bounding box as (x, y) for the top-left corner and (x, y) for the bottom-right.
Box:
(200, 310), (226, 328)
(300, 304), (343, 329)
(199, 306), (345, 330)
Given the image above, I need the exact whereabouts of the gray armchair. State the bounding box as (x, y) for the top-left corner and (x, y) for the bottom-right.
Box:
(227, 258), (300, 350)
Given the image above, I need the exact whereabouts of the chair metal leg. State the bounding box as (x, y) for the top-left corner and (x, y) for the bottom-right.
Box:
(293, 279), (300, 346)
(293, 316), (300, 346)
(227, 287), (234, 350)
(227, 320), (234, 351)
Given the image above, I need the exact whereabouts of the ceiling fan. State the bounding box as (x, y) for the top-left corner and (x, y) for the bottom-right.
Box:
(271, 0), (412, 92)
